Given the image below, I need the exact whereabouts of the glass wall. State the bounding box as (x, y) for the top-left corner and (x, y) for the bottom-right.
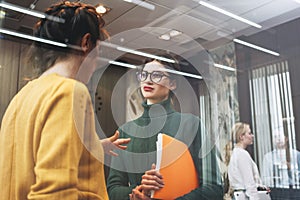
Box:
(1, 0), (300, 199)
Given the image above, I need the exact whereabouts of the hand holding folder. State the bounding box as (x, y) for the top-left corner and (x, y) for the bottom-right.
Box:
(151, 133), (199, 200)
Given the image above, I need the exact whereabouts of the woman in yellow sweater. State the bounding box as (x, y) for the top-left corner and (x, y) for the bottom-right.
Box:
(0, 1), (129, 200)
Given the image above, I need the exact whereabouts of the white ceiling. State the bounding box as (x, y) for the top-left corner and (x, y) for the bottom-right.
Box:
(2, 0), (300, 60)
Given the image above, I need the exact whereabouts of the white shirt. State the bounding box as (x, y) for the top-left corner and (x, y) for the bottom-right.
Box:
(262, 148), (300, 188)
(228, 147), (262, 200)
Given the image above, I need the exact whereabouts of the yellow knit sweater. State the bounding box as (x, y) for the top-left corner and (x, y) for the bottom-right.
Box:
(0, 74), (108, 200)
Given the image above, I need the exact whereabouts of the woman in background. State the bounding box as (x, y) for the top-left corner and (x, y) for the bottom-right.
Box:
(0, 1), (129, 199)
(228, 122), (270, 200)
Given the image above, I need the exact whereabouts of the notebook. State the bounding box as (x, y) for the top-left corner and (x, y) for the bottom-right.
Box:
(151, 133), (199, 200)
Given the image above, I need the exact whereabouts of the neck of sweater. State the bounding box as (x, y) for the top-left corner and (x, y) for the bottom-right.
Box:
(141, 98), (175, 118)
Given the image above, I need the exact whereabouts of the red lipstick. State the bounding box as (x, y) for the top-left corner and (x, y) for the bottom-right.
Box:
(143, 86), (153, 92)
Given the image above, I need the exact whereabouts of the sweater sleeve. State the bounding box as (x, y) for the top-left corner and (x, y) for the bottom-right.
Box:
(106, 167), (135, 200)
(106, 129), (136, 200)
(28, 81), (86, 199)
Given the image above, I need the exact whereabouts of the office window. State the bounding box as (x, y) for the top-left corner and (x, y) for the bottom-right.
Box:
(249, 61), (299, 188)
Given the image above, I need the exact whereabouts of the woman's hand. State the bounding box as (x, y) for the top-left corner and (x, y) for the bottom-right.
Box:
(101, 130), (131, 156)
(141, 164), (164, 195)
(129, 185), (151, 200)
(129, 164), (164, 200)
(257, 185), (271, 193)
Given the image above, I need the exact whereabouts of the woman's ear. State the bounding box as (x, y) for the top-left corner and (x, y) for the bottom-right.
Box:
(169, 80), (177, 90)
(81, 33), (93, 53)
(239, 134), (244, 142)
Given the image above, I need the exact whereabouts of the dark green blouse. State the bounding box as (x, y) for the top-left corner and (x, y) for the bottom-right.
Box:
(107, 98), (223, 200)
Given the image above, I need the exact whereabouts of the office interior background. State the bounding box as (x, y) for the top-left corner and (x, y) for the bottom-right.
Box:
(1, 0), (300, 199)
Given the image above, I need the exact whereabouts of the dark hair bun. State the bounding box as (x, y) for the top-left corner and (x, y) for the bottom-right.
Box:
(34, 1), (104, 45)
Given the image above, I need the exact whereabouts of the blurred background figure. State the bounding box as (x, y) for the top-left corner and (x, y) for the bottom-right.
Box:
(262, 127), (300, 188)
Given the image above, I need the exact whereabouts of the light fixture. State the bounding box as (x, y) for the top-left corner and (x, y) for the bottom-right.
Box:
(99, 55), (202, 80)
(0, 2), (64, 23)
(214, 63), (236, 71)
(159, 29), (182, 41)
(101, 41), (176, 63)
(123, 0), (155, 11)
(159, 34), (171, 41)
(116, 46), (176, 63)
(110, 60), (202, 80)
(0, 2), (44, 18)
(169, 30), (182, 37)
(0, 28), (67, 47)
(233, 38), (280, 56)
(163, 68), (202, 80)
(198, 1), (262, 29)
(109, 60), (137, 69)
(95, 4), (111, 15)
(0, 10), (5, 19)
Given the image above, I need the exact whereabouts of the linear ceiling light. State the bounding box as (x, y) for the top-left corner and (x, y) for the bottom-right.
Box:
(116, 46), (176, 63)
(99, 42), (202, 79)
(233, 38), (280, 56)
(0, 28), (67, 47)
(109, 60), (137, 69)
(123, 0), (155, 11)
(0, 2), (64, 23)
(97, 41), (176, 64)
(214, 63), (236, 71)
(198, 1), (262, 29)
(99, 58), (202, 79)
(0, 2), (45, 18)
(163, 68), (203, 80)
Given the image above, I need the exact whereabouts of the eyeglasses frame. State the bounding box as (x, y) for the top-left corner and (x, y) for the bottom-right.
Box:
(136, 70), (170, 83)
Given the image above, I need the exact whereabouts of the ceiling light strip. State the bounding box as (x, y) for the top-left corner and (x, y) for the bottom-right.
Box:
(0, 28), (67, 47)
(109, 60), (137, 69)
(123, 0), (155, 11)
(99, 57), (202, 80)
(92, 41), (176, 64)
(198, 1), (262, 29)
(214, 63), (236, 71)
(233, 38), (280, 56)
(293, 0), (300, 4)
(0, 2), (45, 18)
(164, 68), (203, 80)
(116, 46), (176, 63)
(0, 2), (64, 23)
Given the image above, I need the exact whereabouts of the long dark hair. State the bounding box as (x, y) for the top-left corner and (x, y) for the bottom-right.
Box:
(26, 1), (108, 76)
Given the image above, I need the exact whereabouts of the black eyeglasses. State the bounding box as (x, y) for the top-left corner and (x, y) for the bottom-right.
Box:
(136, 71), (170, 83)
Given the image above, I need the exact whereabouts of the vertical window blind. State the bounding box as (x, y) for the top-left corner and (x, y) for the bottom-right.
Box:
(249, 61), (299, 189)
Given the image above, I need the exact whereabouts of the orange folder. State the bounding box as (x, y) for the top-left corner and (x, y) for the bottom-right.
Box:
(151, 133), (199, 200)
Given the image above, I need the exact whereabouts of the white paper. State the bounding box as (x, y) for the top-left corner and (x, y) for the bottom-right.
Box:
(151, 133), (163, 197)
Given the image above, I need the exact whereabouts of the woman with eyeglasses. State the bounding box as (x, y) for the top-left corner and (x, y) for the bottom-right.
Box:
(107, 52), (223, 200)
(228, 122), (270, 200)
